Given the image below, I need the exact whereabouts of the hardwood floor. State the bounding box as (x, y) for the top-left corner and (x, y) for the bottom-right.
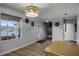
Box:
(4, 39), (52, 56)
(44, 41), (79, 56)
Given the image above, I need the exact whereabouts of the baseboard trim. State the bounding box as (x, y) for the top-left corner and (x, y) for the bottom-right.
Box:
(0, 40), (38, 56)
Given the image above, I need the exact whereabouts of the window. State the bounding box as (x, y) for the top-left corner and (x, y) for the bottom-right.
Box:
(0, 13), (21, 41)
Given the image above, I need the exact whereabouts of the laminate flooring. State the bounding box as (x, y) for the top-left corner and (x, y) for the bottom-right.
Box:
(4, 39), (52, 56)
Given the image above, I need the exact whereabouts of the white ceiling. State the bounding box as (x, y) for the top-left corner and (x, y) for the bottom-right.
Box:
(0, 3), (53, 14)
(0, 3), (78, 21)
(40, 3), (78, 20)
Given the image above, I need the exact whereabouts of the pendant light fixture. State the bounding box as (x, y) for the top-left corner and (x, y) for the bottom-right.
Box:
(25, 3), (39, 17)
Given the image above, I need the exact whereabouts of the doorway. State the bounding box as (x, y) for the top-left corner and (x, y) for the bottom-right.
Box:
(64, 18), (77, 43)
(44, 21), (52, 40)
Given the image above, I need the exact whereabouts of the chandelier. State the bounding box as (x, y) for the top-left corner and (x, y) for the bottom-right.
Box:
(25, 4), (39, 17)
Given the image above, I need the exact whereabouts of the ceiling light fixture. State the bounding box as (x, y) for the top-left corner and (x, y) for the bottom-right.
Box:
(25, 3), (39, 17)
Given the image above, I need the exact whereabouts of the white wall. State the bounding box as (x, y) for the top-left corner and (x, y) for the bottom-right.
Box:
(77, 5), (79, 44)
(52, 18), (64, 41)
(0, 6), (46, 55)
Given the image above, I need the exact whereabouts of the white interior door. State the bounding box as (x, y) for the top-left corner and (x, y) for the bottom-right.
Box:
(64, 23), (75, 41)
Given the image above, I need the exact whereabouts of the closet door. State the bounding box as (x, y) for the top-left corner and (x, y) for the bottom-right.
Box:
(64, 19), (77, 41)
(64, 23), (75, 41)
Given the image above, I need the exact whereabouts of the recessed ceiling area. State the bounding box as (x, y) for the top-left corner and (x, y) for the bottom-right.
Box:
(0, 3), (78, 21)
